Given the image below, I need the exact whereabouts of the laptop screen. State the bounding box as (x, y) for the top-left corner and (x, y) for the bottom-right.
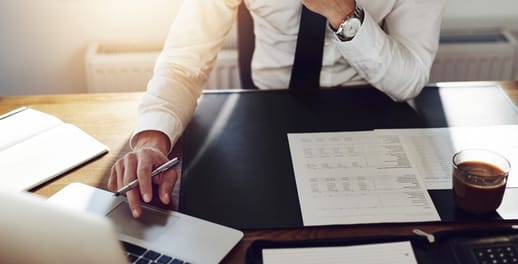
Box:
(0, 190), (127, 264)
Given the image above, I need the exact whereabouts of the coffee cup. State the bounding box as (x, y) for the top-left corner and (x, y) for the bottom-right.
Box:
(452, 148), (511, 215)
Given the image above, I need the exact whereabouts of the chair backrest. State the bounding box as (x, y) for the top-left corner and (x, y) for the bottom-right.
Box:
(237, 2), (256, 89)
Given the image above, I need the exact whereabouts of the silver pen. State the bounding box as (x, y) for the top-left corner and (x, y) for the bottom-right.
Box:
(114, 157), (180, 196)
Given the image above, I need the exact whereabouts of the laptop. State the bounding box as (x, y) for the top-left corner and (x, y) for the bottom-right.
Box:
(0, 183), (243, 264)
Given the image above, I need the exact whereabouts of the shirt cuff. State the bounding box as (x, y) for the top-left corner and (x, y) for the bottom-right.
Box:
(331, 11), (386, 83)
(130, 110), (183, 154)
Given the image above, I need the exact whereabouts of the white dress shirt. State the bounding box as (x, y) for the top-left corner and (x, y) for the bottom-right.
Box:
(133, 0), (446, 150)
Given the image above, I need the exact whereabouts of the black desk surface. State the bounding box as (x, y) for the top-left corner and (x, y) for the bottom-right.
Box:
(179, 84), (518, 229)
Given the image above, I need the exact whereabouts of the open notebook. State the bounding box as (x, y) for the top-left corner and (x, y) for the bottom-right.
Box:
(0, 107), (109, 190)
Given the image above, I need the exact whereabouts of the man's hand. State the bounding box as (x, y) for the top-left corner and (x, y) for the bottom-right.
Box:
(302, 0), (356, 30)
(107, 130), (177, 218)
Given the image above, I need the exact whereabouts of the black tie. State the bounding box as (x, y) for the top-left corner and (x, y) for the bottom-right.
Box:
(289, 6), (327, 91)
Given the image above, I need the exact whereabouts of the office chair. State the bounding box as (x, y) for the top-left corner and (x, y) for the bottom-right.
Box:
(237, 3), (257, 89)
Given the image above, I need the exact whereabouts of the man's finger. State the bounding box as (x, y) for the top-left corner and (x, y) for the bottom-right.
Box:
(158, 170), (177, 205)
(126, 188), (142, 218)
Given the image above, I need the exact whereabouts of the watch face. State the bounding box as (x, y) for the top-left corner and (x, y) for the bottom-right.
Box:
(343, 18), (361, 38)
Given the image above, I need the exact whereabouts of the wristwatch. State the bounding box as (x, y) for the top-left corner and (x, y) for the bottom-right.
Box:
(334, 1), (365, 41)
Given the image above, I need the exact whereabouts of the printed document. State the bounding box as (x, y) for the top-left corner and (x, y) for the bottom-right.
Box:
(262, 241), (417, 264)
(288, 131), (440, 226)
(376, 125), (518, 189)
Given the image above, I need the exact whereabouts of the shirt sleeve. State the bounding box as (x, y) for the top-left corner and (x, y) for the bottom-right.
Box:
(332, 0), (446, 101)
(131, 0), (240, 151)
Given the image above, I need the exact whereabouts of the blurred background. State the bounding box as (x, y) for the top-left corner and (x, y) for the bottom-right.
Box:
(1, 0), (518, 96)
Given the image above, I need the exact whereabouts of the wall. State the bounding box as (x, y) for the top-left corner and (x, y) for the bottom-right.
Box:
(1, 0), (518, 96)
(442, 0), (518, 30)
(0, 0), (182, 96)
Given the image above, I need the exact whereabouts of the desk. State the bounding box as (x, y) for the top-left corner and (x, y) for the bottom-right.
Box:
(2, 82), (518, 263)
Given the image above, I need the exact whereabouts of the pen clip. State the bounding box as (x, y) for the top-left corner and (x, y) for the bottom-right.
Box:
(152, 157), (179, 176)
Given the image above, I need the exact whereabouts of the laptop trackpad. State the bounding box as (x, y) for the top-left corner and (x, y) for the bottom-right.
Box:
(107, 201), (179, 242)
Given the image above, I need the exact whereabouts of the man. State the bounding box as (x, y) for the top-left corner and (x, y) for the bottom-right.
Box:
(108, 0), (446, 218)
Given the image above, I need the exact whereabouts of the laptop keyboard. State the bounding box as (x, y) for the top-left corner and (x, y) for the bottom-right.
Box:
(121, 241), (190, 264)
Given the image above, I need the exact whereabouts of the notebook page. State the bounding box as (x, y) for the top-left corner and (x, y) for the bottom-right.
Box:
(0, 123), (108, 190)
(0, 107), (63, 151)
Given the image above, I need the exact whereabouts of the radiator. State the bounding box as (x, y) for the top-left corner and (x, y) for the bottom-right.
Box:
(85, 42), (240, 93)
(430, 30), (518, 82)
(85, 30), (518, 92)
